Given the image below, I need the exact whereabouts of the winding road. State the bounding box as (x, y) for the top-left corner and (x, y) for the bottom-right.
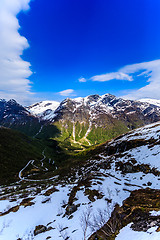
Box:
(18, 150), (49, 181)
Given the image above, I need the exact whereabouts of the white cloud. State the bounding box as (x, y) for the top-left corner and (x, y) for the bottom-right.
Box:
(89, 59), (160, 100)
(120, 59), (160, 100)
(0, 90), (35, 106)
(59, 89), (75, 96)
(0, 0), (33, 104)
(90, 72), (133, 82)
(78, 77), (87, 82)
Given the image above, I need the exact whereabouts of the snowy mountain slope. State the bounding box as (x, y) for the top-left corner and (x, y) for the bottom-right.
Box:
(27, 100), (60, 121)
(116, 222), (160, 240)
(139, 98), (160, 107)
(0, 99), (30, 121)
(1, 122), (160, 239)
(0, 99), (43, 136)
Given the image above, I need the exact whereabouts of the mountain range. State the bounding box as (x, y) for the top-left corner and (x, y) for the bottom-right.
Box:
(1, 93), (160, 150)
(27, 94), (160, 124)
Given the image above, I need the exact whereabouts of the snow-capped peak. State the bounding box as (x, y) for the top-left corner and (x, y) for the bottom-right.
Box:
(27, 100), (60, 120)
(139, 98), (160, 107)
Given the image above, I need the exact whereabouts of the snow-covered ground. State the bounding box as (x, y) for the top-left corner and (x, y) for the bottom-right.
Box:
(116, 223), (160, 240)
(2, 169), (160, 240)
(110, 121), (160, 144)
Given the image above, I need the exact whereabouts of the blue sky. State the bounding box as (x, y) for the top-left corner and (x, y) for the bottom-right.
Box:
(1, 0), (160, 104)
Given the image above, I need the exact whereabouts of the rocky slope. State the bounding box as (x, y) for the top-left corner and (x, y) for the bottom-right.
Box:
(1, 121), (160, 239)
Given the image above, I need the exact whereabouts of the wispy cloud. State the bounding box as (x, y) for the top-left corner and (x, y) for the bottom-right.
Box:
(59, 89), (75, 97)
(90, 72), (133, 82)
(0, 0), (33, 104)
(120, 60), (160, 99)
(88, 59), (160, 100)
(78, 77), (87, 82)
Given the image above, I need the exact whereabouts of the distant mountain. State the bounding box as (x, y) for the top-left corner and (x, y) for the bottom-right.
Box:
(29, 94), (160, 149)
(27, 100), (60, 121)
(139, 98), (160, 107)
(0, 99), (42, 136)
(53, 94), (160, 124)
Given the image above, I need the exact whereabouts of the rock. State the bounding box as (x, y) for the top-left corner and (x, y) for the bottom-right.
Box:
(68, 214), (73, 220)
(34, 225), (47, 236)
(156, 226), (160, 232)
(0, 205), (20, 217)
(147, 181), (152, 186)
(44, 187), (59, 196)
(47, 226), (54, 231)
(20, 197), (35, 207)
(66, 204), (78, 215)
